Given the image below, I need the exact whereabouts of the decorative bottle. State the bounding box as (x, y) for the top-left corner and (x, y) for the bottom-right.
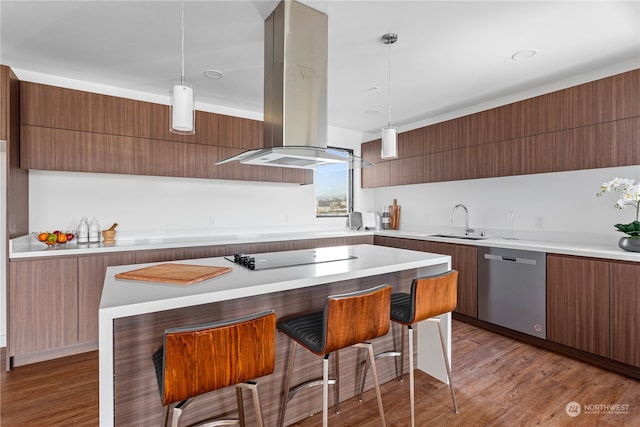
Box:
(78, 217), (89, 243)
(89, 218), (100, 243)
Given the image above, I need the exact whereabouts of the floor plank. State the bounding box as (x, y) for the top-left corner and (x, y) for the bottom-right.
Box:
(1, 320), (638, 426)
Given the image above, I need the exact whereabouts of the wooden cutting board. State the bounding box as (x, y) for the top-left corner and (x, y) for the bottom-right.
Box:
(115, 263), (232, 285)
(389, 198), (401, 230)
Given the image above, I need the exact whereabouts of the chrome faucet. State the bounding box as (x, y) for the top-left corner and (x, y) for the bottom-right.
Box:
(451, 204), (474, 235)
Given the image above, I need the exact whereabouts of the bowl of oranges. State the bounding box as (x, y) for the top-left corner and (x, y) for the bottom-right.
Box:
(34, 230), (76, 246)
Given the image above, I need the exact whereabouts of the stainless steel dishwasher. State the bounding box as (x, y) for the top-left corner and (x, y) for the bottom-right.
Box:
(477, 247), (546, 339)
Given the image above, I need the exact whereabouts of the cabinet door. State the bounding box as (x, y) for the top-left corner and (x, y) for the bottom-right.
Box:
(389, 155), (426, 186)
(561, 69), (640, 129)
(547, 255), (609, 357)
(20, 82), (92, 131)
(78, 253), (136, 344)
(361, 139), (390, 188)
(0, 66), (9, 140)
(397, 128), (425, 158)
(218, 114), (263, 149)
(135, 138), (218, 179)
(609, 262), (640, 367)
(21, 126), (136, 174)
(9, 258), (79, 356)
(422, 241), (477, 318)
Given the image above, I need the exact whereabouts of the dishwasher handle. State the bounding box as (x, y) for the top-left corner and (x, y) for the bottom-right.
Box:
(484, 253), (537, 265)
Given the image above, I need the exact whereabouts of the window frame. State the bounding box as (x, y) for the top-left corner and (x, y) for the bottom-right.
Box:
(314, 146), (354, 218)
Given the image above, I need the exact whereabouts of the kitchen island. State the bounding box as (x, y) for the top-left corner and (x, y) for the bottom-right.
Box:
(99, 244), (451, 426)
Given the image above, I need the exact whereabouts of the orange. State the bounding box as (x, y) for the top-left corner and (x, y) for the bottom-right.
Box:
(38, 232), (48, 242)
(57, 233), (68, 244)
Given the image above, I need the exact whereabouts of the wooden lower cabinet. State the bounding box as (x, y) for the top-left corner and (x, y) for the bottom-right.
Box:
(609, 262), (640, 367)
(546, 254), (610, 357)
(373, 236), (477, 317)
(8, 257), (79, 365)
(78, 253), (136, 344)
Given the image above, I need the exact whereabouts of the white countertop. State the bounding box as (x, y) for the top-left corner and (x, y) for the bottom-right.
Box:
(9, 228), (372, 259)
(99, 244), (450, 319)
(10, 226), (640, 263)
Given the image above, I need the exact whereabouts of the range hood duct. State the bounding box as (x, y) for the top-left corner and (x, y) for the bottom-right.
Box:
(215, 0), (372, 170)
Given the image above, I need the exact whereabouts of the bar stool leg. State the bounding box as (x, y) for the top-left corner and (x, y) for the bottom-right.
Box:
(236, 382), (264, 427)
(279, 340), (297, 427)
(322, 354), (330, 427)
(432, 318), (459, 414)
(161, 406), (170, 427)
(354, 343), (387, 427)
(333, 351), (340, 414)
(408, 325), (415, 427)
(236, 386), (246, 427)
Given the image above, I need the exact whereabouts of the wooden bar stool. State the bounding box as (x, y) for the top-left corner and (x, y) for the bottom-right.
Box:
(152, 310), (276, 427)
(359, 270), (459, 427)
(277, 284), (391, 427)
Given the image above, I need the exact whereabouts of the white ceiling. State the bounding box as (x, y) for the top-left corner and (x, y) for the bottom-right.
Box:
(1, 1), (639, 135)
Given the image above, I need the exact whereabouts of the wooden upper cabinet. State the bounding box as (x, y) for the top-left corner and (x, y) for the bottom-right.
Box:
(389, 155), (426, 186)
(135, 138), (218, 179)
(21, 126), (136, 174)
(218, 114), (263, 149)
(21, 82), (92, 131)
(561, 69), (640, 129)
(397, 127), (425, 158)
(547, 255), (610, 357)
(361, 138), (390, 188)
(0, 66), (9, 140)
(558, 120), (631, 172)
(361, 138), (385, 164)
(510, 91), (562, 139)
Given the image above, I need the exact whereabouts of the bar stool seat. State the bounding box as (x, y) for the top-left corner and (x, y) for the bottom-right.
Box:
(153, 310), (276, 427)
(360, 270), (460, 427)
(277, 284), (391, 427)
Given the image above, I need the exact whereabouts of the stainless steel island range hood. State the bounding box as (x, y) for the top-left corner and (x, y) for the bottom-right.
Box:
(215, 0), (371, 170)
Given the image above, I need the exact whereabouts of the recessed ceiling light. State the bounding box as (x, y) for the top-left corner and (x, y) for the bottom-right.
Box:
(204, 69), (224, 79)
(511, 49), (538, 60)
(368, 86), (379, 92)
(365, 109), (380, 115)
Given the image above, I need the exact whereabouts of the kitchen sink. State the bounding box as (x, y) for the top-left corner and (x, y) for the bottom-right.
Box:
(429, 234), (487, 241)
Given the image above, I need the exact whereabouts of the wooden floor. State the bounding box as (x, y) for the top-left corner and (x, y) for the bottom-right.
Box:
(1, 320), (638, 426)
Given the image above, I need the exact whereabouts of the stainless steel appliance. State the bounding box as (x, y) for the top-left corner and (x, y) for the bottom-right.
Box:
(478, 247), (546, 339)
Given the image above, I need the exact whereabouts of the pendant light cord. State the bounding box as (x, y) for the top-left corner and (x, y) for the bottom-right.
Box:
(180, 1), (185, 86)
(387, 38), (392, 128)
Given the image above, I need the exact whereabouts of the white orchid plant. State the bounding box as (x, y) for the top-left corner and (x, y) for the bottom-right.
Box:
(597, 177), (640, 238)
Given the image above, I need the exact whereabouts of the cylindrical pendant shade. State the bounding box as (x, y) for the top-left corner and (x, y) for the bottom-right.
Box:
(381, 127), (398, 159)
(170, 83), (195, 134)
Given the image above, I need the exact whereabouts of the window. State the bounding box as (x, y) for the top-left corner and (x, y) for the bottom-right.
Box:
(315, 147), (353, 217)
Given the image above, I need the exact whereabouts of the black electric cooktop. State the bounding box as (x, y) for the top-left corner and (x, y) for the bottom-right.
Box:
(225, 248), (357, 271)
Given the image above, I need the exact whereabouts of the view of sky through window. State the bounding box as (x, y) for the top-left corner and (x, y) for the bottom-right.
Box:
(315, 148), (352, 216)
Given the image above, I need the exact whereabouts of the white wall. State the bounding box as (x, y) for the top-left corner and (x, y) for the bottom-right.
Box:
(362, 165), (640, 245)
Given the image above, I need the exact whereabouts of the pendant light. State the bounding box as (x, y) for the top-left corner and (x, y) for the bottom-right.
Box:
(381, 33), (398, 159)
(169, 1), (195, 135)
